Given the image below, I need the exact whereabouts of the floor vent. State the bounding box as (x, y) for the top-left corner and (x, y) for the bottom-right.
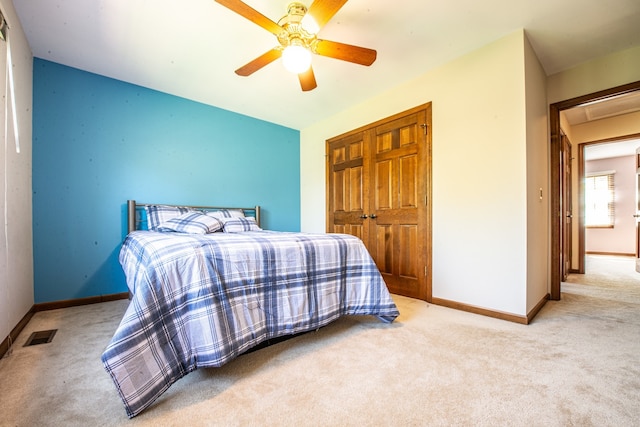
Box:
(24, 329), (57, 347)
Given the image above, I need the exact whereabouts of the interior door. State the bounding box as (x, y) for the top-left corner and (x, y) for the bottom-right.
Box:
(327, 104), (432, 301)
(561, 134), (573, 280)
(368, 110), (430, 300)
(634, 147), (640, 273)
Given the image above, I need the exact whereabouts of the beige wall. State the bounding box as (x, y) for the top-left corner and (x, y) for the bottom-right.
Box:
(0, 0), (33, 344)
(302, 30), (535, 316)
(571, 111), (640, 143)
(524, 34), (550, 313)
(302, 31), (640, 319)
(548, 45), (640, 104)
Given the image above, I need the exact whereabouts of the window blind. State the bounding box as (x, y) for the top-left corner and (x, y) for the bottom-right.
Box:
(585, 172), (615, 228)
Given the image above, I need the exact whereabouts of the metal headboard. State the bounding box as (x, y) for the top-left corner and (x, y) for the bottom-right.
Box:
(126, 199), (261, 234)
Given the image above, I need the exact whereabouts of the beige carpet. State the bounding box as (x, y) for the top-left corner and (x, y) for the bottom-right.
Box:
(1, 255), (638, 426)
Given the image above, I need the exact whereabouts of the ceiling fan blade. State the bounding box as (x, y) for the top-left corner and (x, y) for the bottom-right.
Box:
(307, 0), (348, 30)
(314, 39), (377, 66)
(298, 67), (317, 91)
(235, 48), (282, 76)
(214, 0), (283, 35)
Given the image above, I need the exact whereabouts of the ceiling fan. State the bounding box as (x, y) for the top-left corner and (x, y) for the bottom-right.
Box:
(214, 0), (377, 91)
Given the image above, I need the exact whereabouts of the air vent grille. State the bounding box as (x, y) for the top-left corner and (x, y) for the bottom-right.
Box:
(23, 330), (57, 347)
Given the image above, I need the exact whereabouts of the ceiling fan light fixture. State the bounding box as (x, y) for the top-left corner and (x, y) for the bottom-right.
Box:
(282, 43), (312, 74)
(215, 0), (377, 91)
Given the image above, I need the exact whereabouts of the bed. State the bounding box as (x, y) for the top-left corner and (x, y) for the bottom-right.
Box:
(101, 200), (400, 418)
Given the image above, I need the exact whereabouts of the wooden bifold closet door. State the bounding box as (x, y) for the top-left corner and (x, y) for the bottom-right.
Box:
(327, 104), (432, 301)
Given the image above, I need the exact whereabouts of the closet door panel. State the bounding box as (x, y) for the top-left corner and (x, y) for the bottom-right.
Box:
(374, 159), (393, 210)
(399, 154), (418, 208)
(373, 224), (393, 275)
(349, 166), (363, 212)
(327, 103), (432, 301)
(370, 111), (425, 298)
(327, 132), (370, 245)
(332, 169), (346, 212)
(399, 224), (418, 279)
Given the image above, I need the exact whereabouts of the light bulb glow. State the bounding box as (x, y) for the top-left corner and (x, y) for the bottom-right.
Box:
(282, 45), (312, 74)
(300, 14), (319, 34)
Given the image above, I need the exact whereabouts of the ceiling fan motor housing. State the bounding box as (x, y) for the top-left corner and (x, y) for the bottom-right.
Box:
(277, 2), (318, 51)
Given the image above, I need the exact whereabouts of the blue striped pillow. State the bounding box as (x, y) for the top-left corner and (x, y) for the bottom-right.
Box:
(157, 212), (222, 234)
(145, 205), (194, 231)
(205, 209), (246, 220)
(221, 217), (262, 233)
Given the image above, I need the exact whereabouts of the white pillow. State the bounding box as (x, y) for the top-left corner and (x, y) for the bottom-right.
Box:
(221, 217), (262, 233)
(157, 212), (223, 234)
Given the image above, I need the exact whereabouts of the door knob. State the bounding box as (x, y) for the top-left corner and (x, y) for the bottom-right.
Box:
(360, 214), (368, 219)
(370, 214), (377, 219)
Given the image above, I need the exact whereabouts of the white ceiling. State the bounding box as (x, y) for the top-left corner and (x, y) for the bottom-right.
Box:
(11, 0), (640, 130)
(584, 138), (640, 161)
(563, 91), (640, 127)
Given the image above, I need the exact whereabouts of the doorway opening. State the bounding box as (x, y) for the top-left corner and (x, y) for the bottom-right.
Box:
(578, 137), (640, 271)
(550, 80), (640, 300)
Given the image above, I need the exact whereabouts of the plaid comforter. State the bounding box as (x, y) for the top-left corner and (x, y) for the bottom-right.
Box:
(102, 230), (399, 417)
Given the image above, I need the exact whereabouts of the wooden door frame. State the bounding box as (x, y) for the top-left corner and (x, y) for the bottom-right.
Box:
(560, 132), (573, 281)
(636, 147), (640, 273)
(550, 80), (640, 300)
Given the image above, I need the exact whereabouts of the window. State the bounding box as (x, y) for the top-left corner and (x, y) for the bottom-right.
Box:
(585, 172), (615, 228)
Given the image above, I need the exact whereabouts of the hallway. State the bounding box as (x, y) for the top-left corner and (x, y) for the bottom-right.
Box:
(565, 254), (638, 298)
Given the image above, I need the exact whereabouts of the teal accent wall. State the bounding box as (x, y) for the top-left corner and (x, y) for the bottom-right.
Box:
(32, 59), (300, 303)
